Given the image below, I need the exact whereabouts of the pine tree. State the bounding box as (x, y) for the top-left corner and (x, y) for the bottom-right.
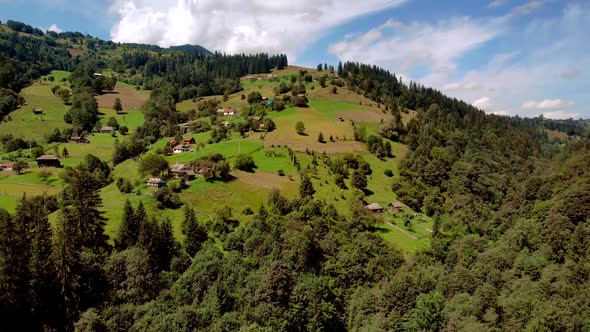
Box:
(52, 207), (82, 329)
(117, 199), (138, 250)
(157, 218), (177, 271)
(113, 97), (122, 113)
(183, 207), (207, 257)
(62, 165), (109, 253)
(17, 196), (55, 327)
(299, 175), (316, 197)
(0, 207), (33, 328)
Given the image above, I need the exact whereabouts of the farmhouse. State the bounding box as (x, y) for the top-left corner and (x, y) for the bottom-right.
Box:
(170, 163), (195, 180)
(146, 178), (166, 188)
(100, 126), (114, 134)
(33, 108), (44, 115)
(183, 137), (196, 144)
(388, 201), (404, 213)
(173, 145), (192, 154)
(0, 162), (15, 171)
(216, 108), (236, 116)
(69, 136), (89, 144)
(365, 202), (384, 212)
(36, 155), (61, 168)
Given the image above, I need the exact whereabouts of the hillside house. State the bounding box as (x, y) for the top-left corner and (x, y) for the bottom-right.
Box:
(365, 202), (384, 213)
(146, 178), (166, 188)
(183, 137), (196, 144)
(170, 163), (195, 180)
(0, 162), (15, 171)
(216, 108), (236, 116)
(388, 201), (404, 213)
(170, 140), (180, 147)
(173, 145), (192, 154)
(100, 126), (114, 134)
(69, 136), (89, 144)
(36, 155), (61, 168)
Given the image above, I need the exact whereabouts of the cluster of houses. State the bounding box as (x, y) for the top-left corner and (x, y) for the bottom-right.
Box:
(171, 137), (196, 154)
(145, 163), (196, 188)
(216, 108), (236, 116)
(365, 201), (404, 213)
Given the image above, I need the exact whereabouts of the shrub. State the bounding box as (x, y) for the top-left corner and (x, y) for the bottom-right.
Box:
(234, 154), (256, 172)
(154, 187), (183, 209)
(278, 169), (285, 176)
(384, 169), (394, 177)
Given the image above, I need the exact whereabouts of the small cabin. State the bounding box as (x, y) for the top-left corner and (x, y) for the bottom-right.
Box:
(365, 202), (384, 213)
(36, 155), (61, 168)
(100, 126), (114, 134)
(170, 163), (195, 180)
(170, 140), (180, 147)
(69, 136), (89, 144)
(0, 162), (15, 171)
(388, 201), (404, 213)
(146, 178), (166, 188)
(183, 137), (195, 144)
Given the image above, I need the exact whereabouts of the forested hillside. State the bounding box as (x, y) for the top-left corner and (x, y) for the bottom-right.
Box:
(0, 19), (589, 332)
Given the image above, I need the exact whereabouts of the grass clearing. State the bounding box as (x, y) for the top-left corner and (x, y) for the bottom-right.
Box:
(0, 84), (70, 141)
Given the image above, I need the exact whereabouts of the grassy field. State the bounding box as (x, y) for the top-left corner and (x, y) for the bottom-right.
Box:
(0, 84), (70, 141)
(96, 84), (149, 110)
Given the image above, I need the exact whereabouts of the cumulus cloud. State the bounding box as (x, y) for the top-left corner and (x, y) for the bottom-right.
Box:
(488, 0), (507, 9)
(473, 96), (492, 109)
(328, 16), (502, 83)
(542, 111), (581, 119)
(472, 96), (508, 115)
(522, 99), (576, 109)
(108, 0), (407, 60)
(47, 24), (62, 33)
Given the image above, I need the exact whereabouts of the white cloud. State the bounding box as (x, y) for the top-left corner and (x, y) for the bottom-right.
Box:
(108, 0), (407, 60)
(542, 111), (581, 119)
(488, 0), (507, 9)
(47, 24), (62, 33)
(522, 99), (576, 109)
(473, 96), (492, 109)
(328, 16), (502, 83)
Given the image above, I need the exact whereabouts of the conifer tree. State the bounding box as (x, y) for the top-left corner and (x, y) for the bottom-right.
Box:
(117, 199), (138, 250)
(299, 175), (316, 197)
(158, 218), (177, 271)
(183, 207), (207, 257)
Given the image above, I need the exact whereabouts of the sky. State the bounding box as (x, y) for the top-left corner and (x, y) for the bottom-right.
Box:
(1, 0), (588, 119)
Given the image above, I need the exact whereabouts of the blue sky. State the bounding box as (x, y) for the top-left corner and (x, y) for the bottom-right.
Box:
(2, 0), (587, 119)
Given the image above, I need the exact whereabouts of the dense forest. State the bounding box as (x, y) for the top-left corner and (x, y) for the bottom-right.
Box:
(1, 20), (590, 332)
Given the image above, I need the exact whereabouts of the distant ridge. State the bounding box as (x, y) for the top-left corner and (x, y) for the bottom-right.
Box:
(120, 43), (213, 55)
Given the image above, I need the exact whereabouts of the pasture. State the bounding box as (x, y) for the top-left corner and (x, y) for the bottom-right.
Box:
(0, 84), (70, 141)
(96, 84), (149, 110)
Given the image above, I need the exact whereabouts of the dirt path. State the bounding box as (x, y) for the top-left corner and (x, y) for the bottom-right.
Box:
(385, 220), (418, 240)
(418, 224), (433, 233)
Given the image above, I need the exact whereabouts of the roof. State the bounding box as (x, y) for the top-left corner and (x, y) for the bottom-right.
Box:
(36, 155), (59, 161)
(365, 203), (384, 210)
(101, 126), (114, 131)
(147, 178), (165, 183)
(170, 163), (188, 172)
(70, 136), (81, 140)
(1, 162), (15, 167)
(252, 116), (262, 121)
(216, 109), (226, 113)
(389, 201), (403, 208)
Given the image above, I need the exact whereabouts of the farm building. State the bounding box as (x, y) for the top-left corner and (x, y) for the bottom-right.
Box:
(388, 201), (404, 213)
(183, 137), (196, 144)
(100, 126), (114, 133)
(173, 145), (192, 154)
(170, 140), (180, 147)
(36, 155), (61, 168)
(216, 108), (236, 116)
(69, 136), (89, 144)
(365, 202), (384, 212)
(33, 109), (44, 115)
(146, 178), (166, 188)
(0, 162), (15, 171)
(170, 163), (195, 180)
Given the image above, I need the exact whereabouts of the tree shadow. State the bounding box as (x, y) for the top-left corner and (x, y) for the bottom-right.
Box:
(362, 188), (374, 196)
